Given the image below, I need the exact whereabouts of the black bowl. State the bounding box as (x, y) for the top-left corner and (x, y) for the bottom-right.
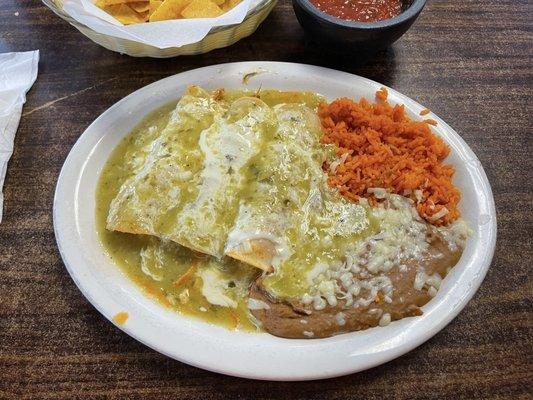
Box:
(292, 0), (427, 53)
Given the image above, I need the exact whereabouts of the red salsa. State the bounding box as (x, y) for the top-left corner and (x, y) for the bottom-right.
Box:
(310, 0), (402, 22)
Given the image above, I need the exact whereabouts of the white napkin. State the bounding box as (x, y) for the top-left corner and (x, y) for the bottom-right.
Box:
(60, 0), (259, 49)
(0, 50), (39, 223)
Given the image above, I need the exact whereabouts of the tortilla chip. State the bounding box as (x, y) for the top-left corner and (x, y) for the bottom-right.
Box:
(96, 0), (140, 6)
(181, 0), (222, 18)
(149, 0), (190, 21)
(129, 1), (150, 13)
(149, 0), (163, 15)
(139, 10), (150, 21)
(220, 0), (241, 12)
(103, 4), (146, 24)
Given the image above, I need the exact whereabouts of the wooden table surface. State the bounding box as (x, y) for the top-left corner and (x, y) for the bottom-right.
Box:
(1, 0), (531, 398)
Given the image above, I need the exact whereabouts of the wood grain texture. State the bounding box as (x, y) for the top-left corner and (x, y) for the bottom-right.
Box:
(0, 0), (531, 398)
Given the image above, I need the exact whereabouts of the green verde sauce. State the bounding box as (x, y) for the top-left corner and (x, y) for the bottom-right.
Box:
(96, 99), (260, 330)
(96, 88), (373, 330)
(96, 89), (325, 330)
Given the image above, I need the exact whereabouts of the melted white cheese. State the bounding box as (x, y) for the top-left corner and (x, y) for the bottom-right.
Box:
(247, 298), (271, 310)
(197, 267), (237, 308)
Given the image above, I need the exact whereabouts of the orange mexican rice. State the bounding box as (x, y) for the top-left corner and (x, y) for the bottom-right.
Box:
(319, 88), (460, 226)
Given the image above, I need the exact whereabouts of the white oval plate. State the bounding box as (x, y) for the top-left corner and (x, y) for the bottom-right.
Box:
(54, 62), (496, 381)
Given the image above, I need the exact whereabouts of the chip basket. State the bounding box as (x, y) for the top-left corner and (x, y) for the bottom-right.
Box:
(42, 0), (277, 58)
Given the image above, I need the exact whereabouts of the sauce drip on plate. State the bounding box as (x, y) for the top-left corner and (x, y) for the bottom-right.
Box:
(310, 0), (402, 22)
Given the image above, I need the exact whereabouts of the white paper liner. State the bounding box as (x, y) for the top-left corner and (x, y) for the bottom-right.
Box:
(0, 50), (39, 223)
(60, 0), (259, 49)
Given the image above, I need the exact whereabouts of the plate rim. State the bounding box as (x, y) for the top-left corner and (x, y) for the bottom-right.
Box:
(53, 61), (497, 381)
